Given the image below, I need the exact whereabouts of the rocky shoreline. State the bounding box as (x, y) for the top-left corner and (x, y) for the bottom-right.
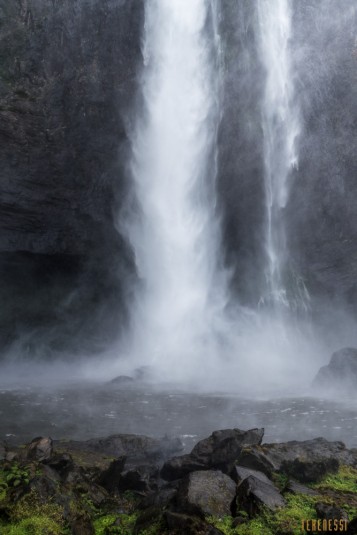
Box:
(1, 427), (357, 534)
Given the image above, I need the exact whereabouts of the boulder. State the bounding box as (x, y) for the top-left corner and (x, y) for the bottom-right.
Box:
(110, 375), (135, 385)
(313, 347), (357, 390)
(285, 480), (319, 496)
(191, 428), (264, 467)
(161, 428), (264, 481)
(164, 511), (225, 535)
(45, 453), (75, 480)
(138, 484), (178, 509)
(62, 433), (183, 465)
(118, 464), (160, 493)
(28, 476), (59, 502)
(236, 475), (286, 516)
(176, 470), (236, 517)
(231, 465), (273, 486)
(160, 454), (206, 481)
(96, 457), (126, 493)
(261, 438), (355, 482)
(236, 447), (275, 477)
(26, 437), (53, 462)
(315, 502), (348, 521)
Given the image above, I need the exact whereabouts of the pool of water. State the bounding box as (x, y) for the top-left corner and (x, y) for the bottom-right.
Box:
(1, 382), (357, 452)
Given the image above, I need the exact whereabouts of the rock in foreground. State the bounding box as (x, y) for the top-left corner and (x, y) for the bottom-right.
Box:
(0, 427), (357, 534)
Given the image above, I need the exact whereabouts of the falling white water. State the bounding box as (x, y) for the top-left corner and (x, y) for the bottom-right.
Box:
(258, 0), (301, 308)
(123, 0), (229, 381)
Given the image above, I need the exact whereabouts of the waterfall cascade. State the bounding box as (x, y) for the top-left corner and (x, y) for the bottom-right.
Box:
(257, 0), (301, 309)
(124, 0), (228, 378)
(119, 0), (325, 390)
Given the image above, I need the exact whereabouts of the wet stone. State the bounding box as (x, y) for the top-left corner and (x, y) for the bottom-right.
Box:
(236, 475), (286, 516)
(177, 470), (236, 517)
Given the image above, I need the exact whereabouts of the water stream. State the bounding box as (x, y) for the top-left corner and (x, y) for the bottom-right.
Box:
(257, 0), (301, 309)
(123, 0), (229, 380)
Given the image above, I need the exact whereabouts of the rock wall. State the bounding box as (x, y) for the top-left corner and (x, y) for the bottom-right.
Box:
(0, 0), (144, 355)
(217, 0), (357, 314)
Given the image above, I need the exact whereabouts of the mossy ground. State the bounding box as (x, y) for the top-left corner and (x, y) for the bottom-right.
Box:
(0, 463), (356, 534)
(209, 465), (357, 535)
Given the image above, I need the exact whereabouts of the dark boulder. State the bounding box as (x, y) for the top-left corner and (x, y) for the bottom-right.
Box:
(231, 465), (273, 486)
(164, 511), (225, 535)
(261, 437), (355, 482)
(315, 502), (348, 522)
(236, 447), (275, 478)
(176, 470), (236, 518)
(63, 433), (182, 464)
(285, 480), (319, 496)
(110, 375), (135, 385)
(28, 476), (59, 502)
(45, 452), (75, 480)
(191, 428), (264, 467)
(161, 428), (264, 481)
(138, 484), (178, 510)
(236, 475), (286, 516)
(26, 437), (53, 462)
(96, 457), (126, 493)
(118, 464), (160, 493)
(313, 348), (357, 391)
(160, 454), (207, 481)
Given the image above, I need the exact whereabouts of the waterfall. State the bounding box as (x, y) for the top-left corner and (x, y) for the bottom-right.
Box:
(257, 0), (301, 309)
(123, 0), (228, 380)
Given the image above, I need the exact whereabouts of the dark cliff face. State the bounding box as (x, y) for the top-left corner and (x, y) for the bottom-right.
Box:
(288, 0), (357, 312)
(217, 0), (266, 307)
(217, 0), (357, 315)
(0, 0), (144, 356)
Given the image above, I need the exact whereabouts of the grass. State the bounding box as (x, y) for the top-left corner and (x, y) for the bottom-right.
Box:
(208, 466), (357, 535)
(93, 513), (138, 534)
(1, 461), (356, 535)
(0, 463), (30, 502)
(312, 465), (357, 494)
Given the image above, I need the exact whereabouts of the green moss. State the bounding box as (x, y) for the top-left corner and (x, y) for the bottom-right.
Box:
(270, 494), (317, 535)
(207, 516), (236, 535)
(209, 495), (317, 535)
(1, 515), (64, 535)
(93, 513), (138, 535)
(10, 491), (64, 524)
(235, 518), (274, 535)
(312, 465), (357, 493)
(137, 521), (162, 535)
(271, 472), (289, 491)
(0, 463), (30, 503)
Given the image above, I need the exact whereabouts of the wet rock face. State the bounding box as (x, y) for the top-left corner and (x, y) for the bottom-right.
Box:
(313, 347), (357, 392)
(0, 0), (144, 355)
(236, 475), (286, 515)
(0, 0), (143, 257)
(26, 436), (53, 462)
(176, 470), (236, 517)
(235, 436), (357, 484)
(161, 427), (264, 481)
